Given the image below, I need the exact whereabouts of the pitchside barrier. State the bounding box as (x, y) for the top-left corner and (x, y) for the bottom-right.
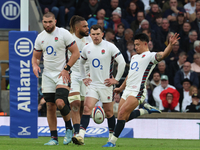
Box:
(9, 31), (38, 138)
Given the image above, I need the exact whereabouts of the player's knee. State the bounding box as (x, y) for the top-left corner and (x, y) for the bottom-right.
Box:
(46, 102), (56, 111)
(60, 104), (70, 116)
(70, 101), (81, 112)
(83, 105), (92, 115)
(56, 99), (65, 110)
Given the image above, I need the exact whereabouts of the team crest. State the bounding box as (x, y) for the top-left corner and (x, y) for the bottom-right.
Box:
(88, 51), (90, 54)
(107, 96), (110, 100)
(101, 49), (105, 54)
(86, 43), (88, 45)
(41, 41), (44, 44)
(55, 37), (58, 42)
(142, 55), (145, 58)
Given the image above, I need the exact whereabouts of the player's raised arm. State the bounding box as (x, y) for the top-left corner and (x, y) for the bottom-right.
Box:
(156, 33), (180, 62)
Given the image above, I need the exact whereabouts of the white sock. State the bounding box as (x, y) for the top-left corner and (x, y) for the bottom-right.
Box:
(110, 135), (118, 144)
(79, 129), (86, 139)
(108, 132), (113, 141)
(139, 108), (148, 115)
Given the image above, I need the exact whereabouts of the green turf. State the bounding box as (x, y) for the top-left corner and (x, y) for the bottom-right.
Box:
(0, 136), (200, 150)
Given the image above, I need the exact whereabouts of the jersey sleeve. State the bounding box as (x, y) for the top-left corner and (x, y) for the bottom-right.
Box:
(151, 52), (159, 64)
(110, 43), (121, 58)
(62, 29), (75, 48)
(34, 35), (42, 52)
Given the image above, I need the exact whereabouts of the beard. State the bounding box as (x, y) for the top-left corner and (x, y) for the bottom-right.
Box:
(44, 25), (55, 33)
(79, 30), (88, 37)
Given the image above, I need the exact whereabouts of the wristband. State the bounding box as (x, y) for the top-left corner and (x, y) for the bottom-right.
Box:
(64, 64), (71, 71)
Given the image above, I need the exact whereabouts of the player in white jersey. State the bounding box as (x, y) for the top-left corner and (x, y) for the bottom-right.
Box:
(32, 12), (80, 146)
(72, 25), (126, 145)
(103, 33), (180, 147)
(67, 15), (91, 136)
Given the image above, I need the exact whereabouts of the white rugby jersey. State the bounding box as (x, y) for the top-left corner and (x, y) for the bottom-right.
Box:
(34, 27), (75, 75)
(126, 51), (158, 99)
(68, 34), (91, 75)
(81, 40), (122, 88)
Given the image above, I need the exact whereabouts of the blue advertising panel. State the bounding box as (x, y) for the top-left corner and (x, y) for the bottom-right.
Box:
(9, 31), (38, 138)
(0, 0), (20, 29)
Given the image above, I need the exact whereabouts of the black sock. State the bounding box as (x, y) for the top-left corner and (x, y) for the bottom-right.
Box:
(127, 110), (140, 122)
(80, 115), (90, 130)
(73, 124), (80, 134)
(113, 120), (126, 138)
(107, 115), (116, 133)
(51, 130), (58, 141)
(65, 120), (72, 130)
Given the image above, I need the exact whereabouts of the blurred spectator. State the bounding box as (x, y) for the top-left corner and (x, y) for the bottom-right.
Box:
(126, 40), (135, 62)
(151, 13), (163, 32)
(115, 23), (125, 40)
(87, 9), (109, 30)
(104, 28), (116, 43)
(155, 60), (170, 78)
(179, 22), (192, 50)
(115, 28), (133, 63)
(165, 41), (183, 66)
(168, 51), (187, 85)
(178, 78), (192, 112)
(189, 85), (199, 96)
(174, 61), (199, 90)
(187, 40), (200, 63)
(130, 11), (145, 33)
(184, 0), (196, 20)
(162, 0), (185, 13)
(189, 1), (200, 22)
(97, 19), (106, 33)
(125, 0), (144, 12)
(186, 93), (200, 112)
(182, 30), (198, 53)
(191, 9), (200, 38)
(104, 0), (120, 19)
(191, 53), (200, 73)
(160, 87), (180, 112)
(38, 0), (58, 17)
(78, 0), (102, 20)
(148, 40), (158, 52)
(163, 0), (186, 22)
(57, 0), (76, 28)
(170, 11), (186, 33)
(149, 71), (161, 89)
(125, 1), (138, 24)
(153, 75), (176, 110)
(108, 7), (129, 33)
(146, 3), (161, 27)
(156, 18), (171, 51)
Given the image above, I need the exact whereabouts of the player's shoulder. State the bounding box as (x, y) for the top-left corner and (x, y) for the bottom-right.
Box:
(57, 27), (71, 35)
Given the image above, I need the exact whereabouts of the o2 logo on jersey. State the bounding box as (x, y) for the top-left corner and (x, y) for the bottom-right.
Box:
(14, 38), (33, 57)
(92, 58), (103, 70)
(46, 46), (56, 56)
(131, 62), (139, 71)
(1, 1), (20, 20)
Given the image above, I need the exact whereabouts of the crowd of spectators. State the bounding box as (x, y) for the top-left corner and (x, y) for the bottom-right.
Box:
(37, 0), (200, 113)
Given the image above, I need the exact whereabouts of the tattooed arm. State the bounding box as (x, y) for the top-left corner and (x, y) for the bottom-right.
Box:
(156, 33), (180, 62)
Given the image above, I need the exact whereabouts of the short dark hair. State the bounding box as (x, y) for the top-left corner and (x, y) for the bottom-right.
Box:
(105, 28), (115, 35)
(117, 23), (125, 28)
(134, 33), (149, 43)
(69, 15), (85, 33)
(43, 12), (55, 19)
(90, 24), (103, 32)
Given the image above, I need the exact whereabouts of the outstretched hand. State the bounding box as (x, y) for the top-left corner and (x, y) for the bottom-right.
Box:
(169, 33), (180, 45)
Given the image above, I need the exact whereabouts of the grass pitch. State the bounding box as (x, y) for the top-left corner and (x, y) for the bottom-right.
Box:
(0, 136), (200, 150)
